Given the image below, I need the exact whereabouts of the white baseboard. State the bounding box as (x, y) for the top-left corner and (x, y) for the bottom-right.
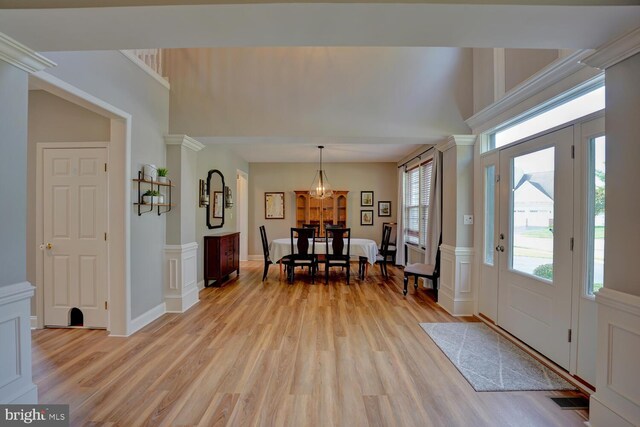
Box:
(128, 302), (166, 336)
(198, 280), (205, 291)
(30, 316), (37, 330)
(589, 288), (640, 426)
(248, 255), (262, 261)
(165, 285), (199, 313)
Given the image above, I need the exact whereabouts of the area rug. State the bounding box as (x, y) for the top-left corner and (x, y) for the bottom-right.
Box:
(420, 322), (576, 392)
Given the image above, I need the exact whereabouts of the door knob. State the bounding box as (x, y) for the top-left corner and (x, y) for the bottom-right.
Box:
(495, 245), (504, 252)
(46, 243), (53, 250)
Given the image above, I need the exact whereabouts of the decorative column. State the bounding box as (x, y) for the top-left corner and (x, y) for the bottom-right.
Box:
(163, 135), (205, 313)
(437, 135), (476, 316)
(582, 29), (640, 427)
(0, 32), (55, 404)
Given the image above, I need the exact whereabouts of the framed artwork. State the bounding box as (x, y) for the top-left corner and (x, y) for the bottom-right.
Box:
(361, 210), (374, 226)
(361, 191), (374, 207)
(265, 192), (285, 219)
(213, 191), (224, 218)
(378, 201), (391, 217)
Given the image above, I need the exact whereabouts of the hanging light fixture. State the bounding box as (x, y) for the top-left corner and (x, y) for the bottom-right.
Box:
(309, 146), (333, 199)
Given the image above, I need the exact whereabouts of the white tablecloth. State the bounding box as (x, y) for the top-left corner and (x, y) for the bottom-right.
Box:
(270, 238), (379, 265)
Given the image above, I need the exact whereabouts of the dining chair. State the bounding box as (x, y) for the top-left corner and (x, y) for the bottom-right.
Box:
(285, 227), (317, 284)
(375, 224), (393, 279)
(325, 227), (351, 285)
(302, 223), (321, 236)
(403, 237), (441, 299)
(381, 222), (397, 264)
(259, 225), (273, 281)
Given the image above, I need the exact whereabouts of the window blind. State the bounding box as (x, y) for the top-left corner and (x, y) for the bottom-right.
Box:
(405, 166), (420, 244)
(420, 160), (433, 247)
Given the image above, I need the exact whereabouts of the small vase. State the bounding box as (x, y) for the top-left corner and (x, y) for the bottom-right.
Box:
(142, 195), (161, 205)
(157, 176), (168, 184)
(143, 164), (157, 181)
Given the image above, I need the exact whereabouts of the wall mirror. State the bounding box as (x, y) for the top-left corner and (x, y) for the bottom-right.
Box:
(206, 169), (225, 229)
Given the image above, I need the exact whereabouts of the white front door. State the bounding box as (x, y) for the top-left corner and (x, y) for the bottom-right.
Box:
(43, 148), (108, 328)
(497, 126), (574, 369)
(479, 151), (499, 322)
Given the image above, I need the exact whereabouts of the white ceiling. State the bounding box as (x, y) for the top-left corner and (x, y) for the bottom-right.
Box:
(6, 2), (639, 162)
(1, 4), (639, 51)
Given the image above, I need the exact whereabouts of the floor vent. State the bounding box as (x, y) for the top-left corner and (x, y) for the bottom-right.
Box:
(549, 396), (589, 410)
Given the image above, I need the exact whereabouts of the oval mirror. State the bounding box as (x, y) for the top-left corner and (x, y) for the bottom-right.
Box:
(206, 169), (225, 229)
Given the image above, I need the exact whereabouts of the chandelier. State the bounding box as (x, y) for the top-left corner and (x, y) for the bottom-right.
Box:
(309, 146), (333, 199)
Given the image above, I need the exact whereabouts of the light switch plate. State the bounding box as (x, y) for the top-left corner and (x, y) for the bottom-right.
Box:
(463, 215), (473, 225)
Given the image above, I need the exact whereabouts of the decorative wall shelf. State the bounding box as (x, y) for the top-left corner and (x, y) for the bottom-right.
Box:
(133, 170), (173, 216)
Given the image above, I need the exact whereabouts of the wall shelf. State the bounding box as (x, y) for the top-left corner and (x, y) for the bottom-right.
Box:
(133, 170), (173, 216)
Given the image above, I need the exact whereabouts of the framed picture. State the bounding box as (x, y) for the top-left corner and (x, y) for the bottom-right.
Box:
(361, 191), (374, 207)
(265, 192), (285, 219)
(213, 191), (223, 218)
(378, 201), (391, 217)
(361, 210), (374, 226)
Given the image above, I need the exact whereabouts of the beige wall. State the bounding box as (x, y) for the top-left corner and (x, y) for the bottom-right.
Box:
(473, 48), (496, 114)
(26, 90), (111, 312)
(164, 47), (473, 139)
(505, 48), (559, 92)
(604, 52), (640, 297)
(248, 162), (398, 257)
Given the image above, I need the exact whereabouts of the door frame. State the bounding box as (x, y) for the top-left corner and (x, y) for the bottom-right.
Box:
(236, 169), (249, 262)
(31, 71), (131, 336)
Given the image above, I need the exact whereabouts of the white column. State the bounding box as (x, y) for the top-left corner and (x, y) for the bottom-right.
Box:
(437, 135), (476, 316)
(164, 135), (205, 313)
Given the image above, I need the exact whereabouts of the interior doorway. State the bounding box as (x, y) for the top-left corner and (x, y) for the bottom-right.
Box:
(236, 170), (249, 261)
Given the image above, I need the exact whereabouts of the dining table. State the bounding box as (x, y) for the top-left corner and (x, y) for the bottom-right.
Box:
(269, 238), (379, 279)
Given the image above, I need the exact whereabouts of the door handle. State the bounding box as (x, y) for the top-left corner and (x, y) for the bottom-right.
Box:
(40, 243), (53, 250)
(495, 245), (504, 252)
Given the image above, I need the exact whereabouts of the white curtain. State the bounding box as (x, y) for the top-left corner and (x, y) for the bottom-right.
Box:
(395, 166), (405, 266)
(425, 150), (442, 265)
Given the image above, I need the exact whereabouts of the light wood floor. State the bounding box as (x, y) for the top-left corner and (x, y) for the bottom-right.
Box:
(33, 261), (588, 426)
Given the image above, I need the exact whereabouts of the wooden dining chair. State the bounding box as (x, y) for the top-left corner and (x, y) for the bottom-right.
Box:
(403, 237), (441, 299)
(259, 225), (273, 281)
(375, 224), (393, 279)
(381, 222), (397, 264)
(325, 227), (351, 285)
(285, 227), (317, 283)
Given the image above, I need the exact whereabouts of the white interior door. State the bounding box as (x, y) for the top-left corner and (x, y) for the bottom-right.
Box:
(479, 151), (499, 322)
(497, 126), (574, 369)
(43, 147), (108, 328)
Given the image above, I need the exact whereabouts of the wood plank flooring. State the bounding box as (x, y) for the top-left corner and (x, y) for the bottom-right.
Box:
(32, 261), (588, 426)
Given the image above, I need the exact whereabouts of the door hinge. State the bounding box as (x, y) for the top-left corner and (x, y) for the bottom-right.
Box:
(568, 329), (572, 343)
(570, 237), (574, 251)
(571, 145), (575, 159)
(104, 163), (108, 172)
(104, 301), (108, 310)
(104, 232), (108, 241)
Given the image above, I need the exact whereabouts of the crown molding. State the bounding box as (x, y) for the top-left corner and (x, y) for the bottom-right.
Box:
(0, 32), (55, 73)
(164, 134), (205, 152)
(581, 27), (640, 70)
(120, 50), (170, 90)
(436, 135), (476, 152)
(465, 49), (592, 132)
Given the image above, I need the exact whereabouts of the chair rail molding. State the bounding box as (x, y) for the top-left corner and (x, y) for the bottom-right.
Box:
(589, 287), (640, 427)
(0, 282), (37, 404)
(0, 32), (55, 73)
(438, 245), (474, 316)
(164, 243), (200, 313)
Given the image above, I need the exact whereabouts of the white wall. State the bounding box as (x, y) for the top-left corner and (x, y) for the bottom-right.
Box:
(0, 61), (29, 287)
(248, 162), (398, 256)
(603, 52), (640, 297)
(42, 50), (170, 318)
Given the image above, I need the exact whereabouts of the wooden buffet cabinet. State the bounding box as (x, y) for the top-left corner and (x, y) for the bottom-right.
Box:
(294, 190), (348, 237)
(203, 232), (240, 287)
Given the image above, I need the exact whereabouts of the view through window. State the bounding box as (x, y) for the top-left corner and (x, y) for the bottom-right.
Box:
(588, 136), (606, 294)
